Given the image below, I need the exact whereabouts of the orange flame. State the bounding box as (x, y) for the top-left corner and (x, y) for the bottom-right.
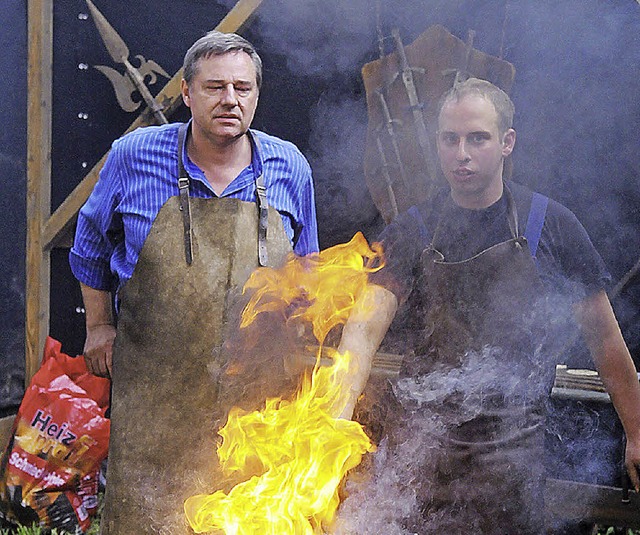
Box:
(184, 232), (383, 534)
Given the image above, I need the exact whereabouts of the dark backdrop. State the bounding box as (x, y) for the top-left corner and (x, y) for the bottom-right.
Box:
(3, 0), (640, 413)
(0, 0), (27, 415)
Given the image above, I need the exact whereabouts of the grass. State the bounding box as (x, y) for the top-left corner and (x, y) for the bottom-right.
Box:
(597, 530), (640, 535)
(0, 513), (637, 534)
(0, 493), (102, 535)
(0, 518), (100, 535)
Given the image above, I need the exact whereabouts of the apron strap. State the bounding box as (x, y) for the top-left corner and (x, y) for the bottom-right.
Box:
(523, 192), (549, 259)
(503, 183), (520, 239)
(429, 182), (525, 256)
(176, 125), (271, 267)
(250, 131), (269, 267)
(431, 183), (521, 249)
(177, 123), (193, 265)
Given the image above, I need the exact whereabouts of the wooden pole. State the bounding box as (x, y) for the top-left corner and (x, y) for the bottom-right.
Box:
(25, 0), (53, 385)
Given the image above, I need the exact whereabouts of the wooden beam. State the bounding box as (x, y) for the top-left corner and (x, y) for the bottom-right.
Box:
(215, 0), (263, 33)
(43, 0), (265, 251)
(25, 0), (53, 385)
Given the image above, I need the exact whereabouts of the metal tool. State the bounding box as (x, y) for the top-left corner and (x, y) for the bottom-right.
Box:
(86, 0), (169, 124)
(390, 28), (437, 184)
(374, 134), (400, 219)
(375, 89), (409, 189)
(442, 29), (476, 87)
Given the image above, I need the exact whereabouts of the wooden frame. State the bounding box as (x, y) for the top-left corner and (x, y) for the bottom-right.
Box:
(1, 0), (264, 456)
(25, 0), (53, 397)
(0, 0), (54, 455)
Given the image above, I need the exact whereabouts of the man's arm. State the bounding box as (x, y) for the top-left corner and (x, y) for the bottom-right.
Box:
(80, 283), (116, 378)
(337, 284), (398, 419)
(574, 289), (640, 490)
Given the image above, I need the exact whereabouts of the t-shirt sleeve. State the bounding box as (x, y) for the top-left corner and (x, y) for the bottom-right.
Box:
(369, 208), (429, 303)
(537, 200), (612, 300)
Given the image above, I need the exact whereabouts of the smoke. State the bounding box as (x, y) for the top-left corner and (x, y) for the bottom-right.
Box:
(334, 346), (540, 532)
(331, 287), (610, 532)
(238, 0), (640, 320)
(222, 0), (378, 81)
(233, 0), (640, 295)
(334, 345), (619, 533)
(505, 1), (640, 295)
(212, 0), (640, 528)
(334, 432), (435, 535)
(307, 94), (381, 248)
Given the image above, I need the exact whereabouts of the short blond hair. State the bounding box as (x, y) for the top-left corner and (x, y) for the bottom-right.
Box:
(438, 78), (514, 134)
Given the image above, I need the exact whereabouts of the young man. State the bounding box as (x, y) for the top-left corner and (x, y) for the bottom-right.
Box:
(338, 78), (640, 533)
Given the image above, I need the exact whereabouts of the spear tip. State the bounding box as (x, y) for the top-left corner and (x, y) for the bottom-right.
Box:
(85, 0), (130, 64)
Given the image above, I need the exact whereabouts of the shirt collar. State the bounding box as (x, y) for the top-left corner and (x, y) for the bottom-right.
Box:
(180, 121), (264, 195)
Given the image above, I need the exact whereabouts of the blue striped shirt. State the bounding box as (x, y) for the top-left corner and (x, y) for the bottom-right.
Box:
(69, 122), (319, 292)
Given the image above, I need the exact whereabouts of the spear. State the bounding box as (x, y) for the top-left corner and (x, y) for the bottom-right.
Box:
(86, 0), (168, 124)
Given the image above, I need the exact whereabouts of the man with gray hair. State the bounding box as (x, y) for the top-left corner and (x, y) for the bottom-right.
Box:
(70, 31), (318, 533)
(337, 77), (640, 533)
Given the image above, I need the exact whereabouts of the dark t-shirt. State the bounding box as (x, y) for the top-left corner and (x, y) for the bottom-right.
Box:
(370, 180), (611, 306)
(366, 181), (610, 531)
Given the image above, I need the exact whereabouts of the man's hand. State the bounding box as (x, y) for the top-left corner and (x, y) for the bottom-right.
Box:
(80, 283), (116, 378)
(626, 434), (640, 492)
(575, 290), (640, 492)
(84, 323), (116, 377)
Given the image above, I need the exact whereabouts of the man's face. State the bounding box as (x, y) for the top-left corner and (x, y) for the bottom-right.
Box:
(181, 51), (259, 146)
(437, 94), (515, 209)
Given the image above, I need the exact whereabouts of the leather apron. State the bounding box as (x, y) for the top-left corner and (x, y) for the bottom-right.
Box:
(397, 187), (551, 534)
(100, 126), (292, 535)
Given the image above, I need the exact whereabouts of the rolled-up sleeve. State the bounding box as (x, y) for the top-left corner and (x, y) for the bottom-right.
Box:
(69, 144), (124, 291)
(293, 157), (319, 256)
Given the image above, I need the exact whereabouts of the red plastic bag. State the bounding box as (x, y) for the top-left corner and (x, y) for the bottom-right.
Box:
(0, 337), (110, 533)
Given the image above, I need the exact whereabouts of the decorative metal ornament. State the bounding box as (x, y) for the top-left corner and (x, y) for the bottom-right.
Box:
(86, 0), (170, 123)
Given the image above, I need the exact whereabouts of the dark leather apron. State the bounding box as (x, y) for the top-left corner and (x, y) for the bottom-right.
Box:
(100, 126), (292, 535)
(397, 187), (551, 534)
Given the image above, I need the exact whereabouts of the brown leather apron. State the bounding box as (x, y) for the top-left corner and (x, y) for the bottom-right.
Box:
(100, 127), (292, 535)
(396, 187), (551, 534)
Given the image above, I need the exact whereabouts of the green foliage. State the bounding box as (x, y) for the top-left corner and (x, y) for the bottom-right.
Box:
(596, 527), (640, 535)
(0, 525), (73, 534)
(0, 524), (46, 535)
(0, 492), (102, 534)
(0, 512), (101, 534)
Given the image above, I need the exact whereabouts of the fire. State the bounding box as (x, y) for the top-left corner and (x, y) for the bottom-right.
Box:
(184, 232), (384, 534)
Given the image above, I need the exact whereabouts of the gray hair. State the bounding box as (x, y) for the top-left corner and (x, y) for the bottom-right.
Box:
(182, 31), (263, 89)
(438, 78), (515, 134)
